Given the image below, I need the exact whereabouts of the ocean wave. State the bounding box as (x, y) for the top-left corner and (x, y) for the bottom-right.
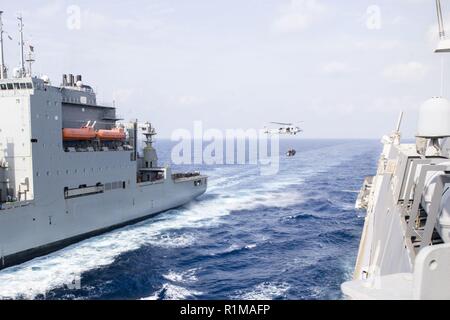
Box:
(142, 283), (202, 300)
(282, 213), (322, 221)
(318, 229), (357, 244)
(209, 243), (258, 257)
(163, 268), (199, 284)
(232, 282), (290, 300)
(0, 215), (201, 299)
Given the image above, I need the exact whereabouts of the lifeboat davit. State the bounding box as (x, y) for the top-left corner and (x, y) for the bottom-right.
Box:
(63, 126), (96, 141)
(96, 128), (126, 141)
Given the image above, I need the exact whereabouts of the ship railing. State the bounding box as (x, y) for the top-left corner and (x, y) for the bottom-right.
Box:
(64, 144), (133, 153)
(0, 200), (33, 211)
(396, 157), (447, 206)
(172, 172), (201, 180)
(404, 163), (450, 251)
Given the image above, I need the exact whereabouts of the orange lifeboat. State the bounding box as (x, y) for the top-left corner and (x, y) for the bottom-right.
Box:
(63, 126), (96, 141)
(96, 128), (126, 141)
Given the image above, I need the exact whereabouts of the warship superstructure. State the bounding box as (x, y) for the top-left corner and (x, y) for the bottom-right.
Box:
(0, 12), (207, 270)
(341, 1), (450, 299)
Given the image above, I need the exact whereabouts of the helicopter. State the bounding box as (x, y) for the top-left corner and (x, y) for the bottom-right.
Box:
(264, 122), (303, 135)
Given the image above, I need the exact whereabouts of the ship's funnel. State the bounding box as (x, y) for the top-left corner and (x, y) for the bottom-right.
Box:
(68, 74), (74, 86)
(417, 97), (450, 138)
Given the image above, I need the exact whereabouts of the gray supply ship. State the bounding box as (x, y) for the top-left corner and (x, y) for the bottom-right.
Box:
(341, 1), (450, 300)
(0, 12), (207, 270)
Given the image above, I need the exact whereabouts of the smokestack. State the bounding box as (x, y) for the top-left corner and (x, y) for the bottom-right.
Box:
(76, 75), (82, 82)
(62, 74), (68, 86)
(68, 74), (74, 86)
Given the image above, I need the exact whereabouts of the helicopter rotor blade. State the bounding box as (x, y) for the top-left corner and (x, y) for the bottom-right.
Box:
(270, 122), (293, 126)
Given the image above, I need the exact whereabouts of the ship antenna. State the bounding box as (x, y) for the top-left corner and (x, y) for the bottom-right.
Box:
(17, 13), (25, 77)
(142, 122), (156, 146)
(436, 0), (449, 96)
(437, 0), (446, 40)
(25, 44), (35, 77)
(395, 111), (403, 134)
(391, 111), (403, 144)
(0, 11), (6, 79)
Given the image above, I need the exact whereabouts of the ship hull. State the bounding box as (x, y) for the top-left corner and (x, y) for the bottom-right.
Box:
(0, 177), (207, 270)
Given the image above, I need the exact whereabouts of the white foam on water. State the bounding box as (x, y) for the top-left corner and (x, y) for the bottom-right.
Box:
(151, 233), (197, 249)
(163, 268), (199, 284)
(211, 242), (258, 256)
(142, 283), (202, 300)
(233, 282), (290, 300)
(0, 224), (197, 299)
(338, 202), (356, 211)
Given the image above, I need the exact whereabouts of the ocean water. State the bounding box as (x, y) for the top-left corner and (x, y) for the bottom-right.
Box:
(0, 139), (380, 300)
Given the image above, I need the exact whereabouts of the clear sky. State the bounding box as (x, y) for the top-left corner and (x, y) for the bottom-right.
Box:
(0, 0), (447, 138)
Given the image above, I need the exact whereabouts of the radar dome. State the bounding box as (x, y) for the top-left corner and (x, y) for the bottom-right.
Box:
(417, 97), (450, 138)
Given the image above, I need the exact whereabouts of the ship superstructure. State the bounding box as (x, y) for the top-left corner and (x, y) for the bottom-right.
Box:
(0, 13), (207, 269)
(341, 1), (450, 300)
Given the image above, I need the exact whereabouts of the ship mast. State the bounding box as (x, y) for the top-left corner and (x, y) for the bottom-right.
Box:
(25, 46), (34, 77)
(17, 14), (25, 77)
(436, 0), (450, 53)
(437, 0), (446, 40)
(435, 0), (450, 96)
(0, 11), (6, 79)
(142, 122), (157, 146)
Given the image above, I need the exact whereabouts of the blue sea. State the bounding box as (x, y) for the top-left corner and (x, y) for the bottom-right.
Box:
(0, 139), (380, 300)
